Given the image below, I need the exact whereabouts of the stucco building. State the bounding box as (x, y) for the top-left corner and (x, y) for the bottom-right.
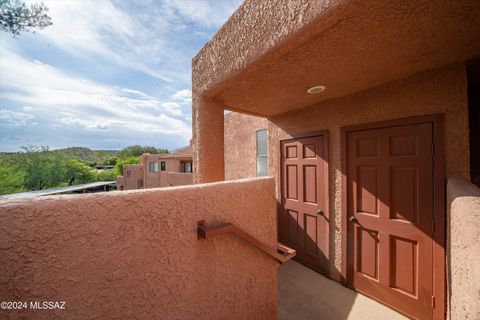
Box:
(197, 1), (480, 319)
(1, 1), (479, 320)
(116, 145), (193, 190)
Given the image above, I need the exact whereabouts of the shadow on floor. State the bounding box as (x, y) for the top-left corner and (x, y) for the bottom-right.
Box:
(278, 261), (408, 320)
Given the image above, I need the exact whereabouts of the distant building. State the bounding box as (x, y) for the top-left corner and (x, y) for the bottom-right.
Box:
(116, 145), (193, 190)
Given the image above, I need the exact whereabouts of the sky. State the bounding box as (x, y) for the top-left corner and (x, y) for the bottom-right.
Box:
(0, 0), (243, 152)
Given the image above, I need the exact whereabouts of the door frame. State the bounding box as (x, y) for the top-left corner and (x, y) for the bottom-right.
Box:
(340, 114), (445, 319)
(278, 130), (330, 274)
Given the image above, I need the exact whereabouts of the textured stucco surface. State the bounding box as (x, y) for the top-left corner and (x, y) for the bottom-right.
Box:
(164, 172), (193, 187)
(268, 64), (469, 280)
(193, 0), (343, 96)
(447, 177), (480, 320)
(0, 178), (278, 320)
(224, 112), (268, 180)
(192, 97), (225, 184)
(115, 176), (124, 190)
(123, 164), (143, 190)
(119, 154), (193, 190)
(141, 154), (162, 188)
(142, 155), (192, 188)
(193, 0), (480, 116)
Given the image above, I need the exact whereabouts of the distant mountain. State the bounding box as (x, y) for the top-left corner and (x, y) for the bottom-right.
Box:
(51, 147), (119, 162)
(0, 147), (120, 163)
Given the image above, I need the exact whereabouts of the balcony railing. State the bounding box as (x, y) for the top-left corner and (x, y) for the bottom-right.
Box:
(198, 220), (296, 263)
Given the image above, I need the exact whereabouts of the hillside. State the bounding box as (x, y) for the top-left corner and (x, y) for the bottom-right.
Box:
(51, 147), (119, 162)
(0, 147), (120, 163)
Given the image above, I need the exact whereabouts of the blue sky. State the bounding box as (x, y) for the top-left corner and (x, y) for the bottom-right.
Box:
(0, 0), (242, 152)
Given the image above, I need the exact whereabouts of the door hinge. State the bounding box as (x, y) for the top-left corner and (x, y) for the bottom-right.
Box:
(431, 296), (435, 308)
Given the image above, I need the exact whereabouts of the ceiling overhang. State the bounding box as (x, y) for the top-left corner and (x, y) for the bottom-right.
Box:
(193, 0), (480, 117)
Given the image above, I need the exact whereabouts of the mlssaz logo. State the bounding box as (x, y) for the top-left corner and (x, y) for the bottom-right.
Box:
(30, 301), (66, 310)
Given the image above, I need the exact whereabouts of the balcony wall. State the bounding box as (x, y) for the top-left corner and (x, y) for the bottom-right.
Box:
(0, 177), (277, 320)
(224, 112), (268, 180)
(447, 177), (480, 320)
(161, 172), (193, 187)
(123, 163), (143, 190)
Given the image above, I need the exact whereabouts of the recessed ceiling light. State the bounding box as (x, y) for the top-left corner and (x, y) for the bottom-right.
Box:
(307, 85), (326, 94)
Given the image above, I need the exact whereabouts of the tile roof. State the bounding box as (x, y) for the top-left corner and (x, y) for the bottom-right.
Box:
(141, 145), (192, 160)
(144, 146), (193, 159)
(159, 145), (192, 159)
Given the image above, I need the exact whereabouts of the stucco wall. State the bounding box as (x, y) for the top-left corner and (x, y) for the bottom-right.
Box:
(115, 176), (124, 190)
(141, 154), (161, 189)
(224, 112), (268, 180)
(268, 64), (469, 280)
(0, 178), (278, 320)
(447, 177), (480, 320)
(141, 155), (185, 189)
(123, 164), (143, 190)
(193, 0), (339, 95)
(164, 172), (193, 187)
(166, 158), (181, 173)
(124, 156), (192, 190)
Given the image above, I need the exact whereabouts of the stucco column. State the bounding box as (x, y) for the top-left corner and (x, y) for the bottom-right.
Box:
(192, 95), (224, 183)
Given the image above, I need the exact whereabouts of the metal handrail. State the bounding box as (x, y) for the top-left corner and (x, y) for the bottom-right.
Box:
(197, 220), (296, 263)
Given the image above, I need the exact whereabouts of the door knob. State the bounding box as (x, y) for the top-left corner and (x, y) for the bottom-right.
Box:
(316, 209), (324, 216)
(348, 216), (358, 223)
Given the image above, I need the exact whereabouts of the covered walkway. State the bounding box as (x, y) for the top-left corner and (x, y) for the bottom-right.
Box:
(279, 261), (408, 320)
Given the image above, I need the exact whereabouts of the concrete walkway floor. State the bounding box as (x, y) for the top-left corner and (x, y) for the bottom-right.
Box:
(278, 261), (408, 320)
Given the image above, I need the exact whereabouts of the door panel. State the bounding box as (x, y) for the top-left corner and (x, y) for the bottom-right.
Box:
(280, 134), (329, 274)
(347, 122), (434, 320)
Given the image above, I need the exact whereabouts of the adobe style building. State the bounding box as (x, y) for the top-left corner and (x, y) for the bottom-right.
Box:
(196, 1), (480, 319)
(116, 145), (193, 190)
(1, 1), (479, 320)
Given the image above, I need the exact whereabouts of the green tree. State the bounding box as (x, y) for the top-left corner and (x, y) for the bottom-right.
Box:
(95, 150), (106, 162)
(101, 157), (117, 166)
(63, 160), (97, 185)
(117, 145), (168, 159)
(0, 162), (25, 195)
(86, 161), (98, 167)
(0, 0), (52, 36)
(115, 156), (140, 175)
(16, 146), (66, 190)
(97, 169), (117, 181)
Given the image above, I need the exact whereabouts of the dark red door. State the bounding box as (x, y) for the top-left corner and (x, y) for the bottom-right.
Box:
(346, 122), (434, 319)
(280, 134), (329, 274)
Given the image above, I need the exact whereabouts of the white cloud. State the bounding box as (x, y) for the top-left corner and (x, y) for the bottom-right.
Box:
(121, 88), (152, 99)
(30, 0), (172, 81)
(59, 117), (109, 130)
(172, 89), (192, 105)
(27, 0), (242, 83)
(0, 49), (191, 136)
(160, 102), (184, 116)
(22, 106), (34, 112)
(163, 0), (244, 28)
(0, 0), (243, 151)
(0, 109), (35, 126)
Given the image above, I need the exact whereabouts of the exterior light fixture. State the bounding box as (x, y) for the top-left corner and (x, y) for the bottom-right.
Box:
(307, 85), (326, 94)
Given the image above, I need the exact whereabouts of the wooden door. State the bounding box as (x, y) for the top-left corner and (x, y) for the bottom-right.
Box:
(280, 134), (329, 274)
(346, 122), (436, 319)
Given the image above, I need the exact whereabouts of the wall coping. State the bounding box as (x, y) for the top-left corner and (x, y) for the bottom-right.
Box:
(0, 177), (274, 205)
